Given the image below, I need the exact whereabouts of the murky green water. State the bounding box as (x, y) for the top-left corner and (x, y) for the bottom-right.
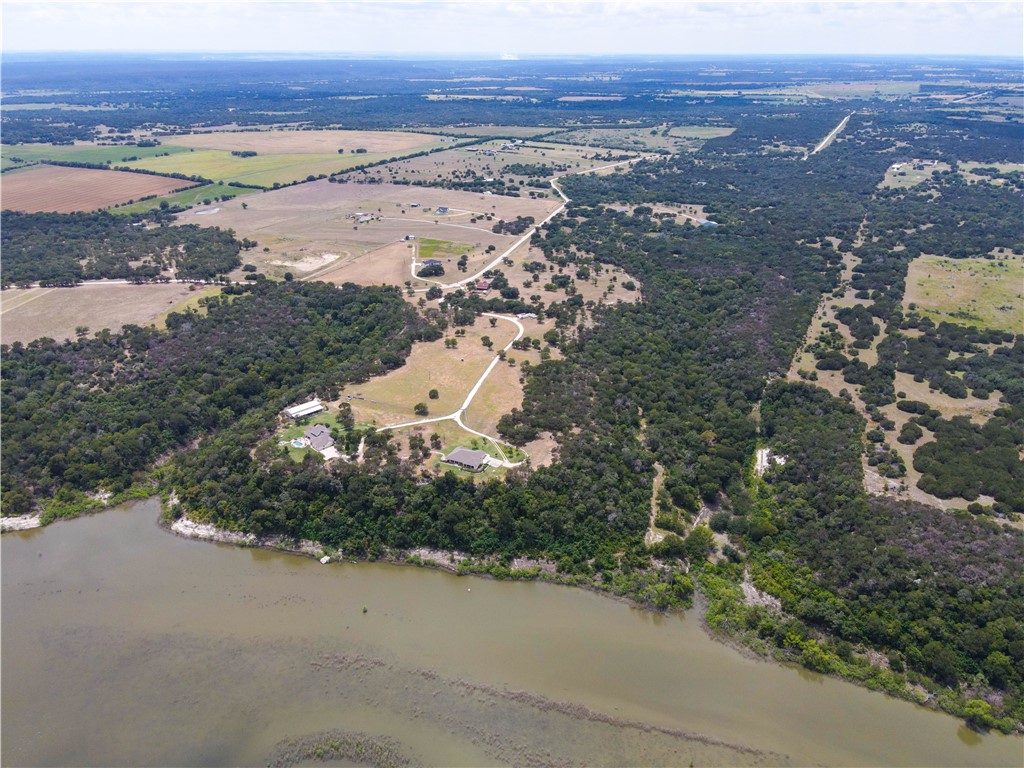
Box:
(3, 498), (1021, 767)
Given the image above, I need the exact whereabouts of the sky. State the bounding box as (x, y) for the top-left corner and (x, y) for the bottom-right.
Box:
(2, 0), (1022, 58)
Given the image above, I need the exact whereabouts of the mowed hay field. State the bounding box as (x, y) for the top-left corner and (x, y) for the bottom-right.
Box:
(343, 320), (517, 428)
(183, 179), (558, 283)
(122, 129), (450, 188)
(904, 253), (1023, 332)
(161, 129), (446, 154)
(1, 165), (196, 213)
(0, 283), (209, 344)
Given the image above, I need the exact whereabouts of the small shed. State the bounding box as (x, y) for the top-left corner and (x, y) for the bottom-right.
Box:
(474, 279), (491, 292)
(436, 206), (449, 215)
(443, 447), (489, 472)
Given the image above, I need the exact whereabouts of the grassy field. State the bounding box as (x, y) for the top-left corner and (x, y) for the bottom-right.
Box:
(878, 161), (951, 189)
(345, 320), (518, 428)
(959, 161), (1024, 185)
(0, 164), (198, 213)
(163, 129), (443, 154)
(1, 143), (191, 167)
(904, 254), (1023, 332)
(112, 183), (261, 215)
(0, 283), (208, 345)
(118, 130), (450, 188)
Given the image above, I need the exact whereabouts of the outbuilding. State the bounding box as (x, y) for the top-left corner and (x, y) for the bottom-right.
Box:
(284, 399), (324, 419)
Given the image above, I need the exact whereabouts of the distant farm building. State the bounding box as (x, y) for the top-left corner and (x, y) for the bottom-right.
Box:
(474, 279), (492, 292)
(443, 447), (488, 472)
(284, 399), (324, 419)
(435, 206), (449, 215)
(404, 234), (416, 240)
(304, 423), (335, 452)
(422, 258), (442, 267)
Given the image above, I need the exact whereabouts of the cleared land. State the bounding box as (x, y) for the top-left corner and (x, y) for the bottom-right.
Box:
(904, 254), (1023, 332)
(122, 130), (450, 188)
(351, 140), (633, 191)
(161, 129), (444, 154)
(546, 124), (733, 153)
(1, 142), (191, 168)
(0, 283), (210, 344)
(182, 179), (559, 284)
(0, 164), (196, 213)
(878, 161), (951, 189)
(959, 161), (1024, 186)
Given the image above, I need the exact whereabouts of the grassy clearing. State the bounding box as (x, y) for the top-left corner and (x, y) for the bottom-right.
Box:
(904, 254), (1023, 332)
(959, 161), (1024, 186)
(112, 183), (261, 215)
(878, 161), (951, 189)
(346, 321), (515, 428)
(543, 124), (733, 153)
(0, 283), (206, 345)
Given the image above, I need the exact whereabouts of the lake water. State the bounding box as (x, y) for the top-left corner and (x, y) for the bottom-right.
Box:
(3, 498), (1021, 767)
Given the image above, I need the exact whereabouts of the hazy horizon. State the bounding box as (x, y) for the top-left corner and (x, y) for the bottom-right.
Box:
(3, 1), (1022, 58)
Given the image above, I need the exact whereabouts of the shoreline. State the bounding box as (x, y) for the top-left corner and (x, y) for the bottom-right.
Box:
(0, 514), (42, 532)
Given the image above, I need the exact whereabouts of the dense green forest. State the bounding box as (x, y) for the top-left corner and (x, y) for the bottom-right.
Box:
(1, 281), (433, 515)
(0, 211), (251, 286)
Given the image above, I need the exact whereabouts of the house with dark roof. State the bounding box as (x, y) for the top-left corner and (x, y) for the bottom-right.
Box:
(442, 446), (488, 472)
(474, 279), (491, 292)
(304, 423), (335, 453)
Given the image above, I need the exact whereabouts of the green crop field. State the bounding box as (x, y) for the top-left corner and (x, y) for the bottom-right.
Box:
(1, 143), (192, 167)
(112, 183), (261, 215)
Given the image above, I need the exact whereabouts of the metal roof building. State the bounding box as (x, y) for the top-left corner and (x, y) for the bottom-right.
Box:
(442, 447), (489, 472)
(284, 399), (324, 419)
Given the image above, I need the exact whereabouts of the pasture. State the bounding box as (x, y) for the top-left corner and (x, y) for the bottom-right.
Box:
(904, 253), (1023, 332)
(0, 283), (210, 345)
(112, 183), (261, 215)
(959, 161), (1024, 186)
(1, 142), (191, 168)
(183, 179), (559, 284)
(122, 129), (449, 188)
(162, 128), (444, 155)
(0, 165), (197, 213)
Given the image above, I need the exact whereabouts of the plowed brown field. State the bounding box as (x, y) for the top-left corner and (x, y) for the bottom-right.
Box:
(1, 165), (195, 213)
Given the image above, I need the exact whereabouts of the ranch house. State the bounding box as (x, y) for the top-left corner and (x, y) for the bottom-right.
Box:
(442, 447), (488, 472)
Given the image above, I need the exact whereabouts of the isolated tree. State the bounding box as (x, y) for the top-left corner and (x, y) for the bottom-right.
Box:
(428, 389), (439, 400)
(414, 402), (429, 416)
